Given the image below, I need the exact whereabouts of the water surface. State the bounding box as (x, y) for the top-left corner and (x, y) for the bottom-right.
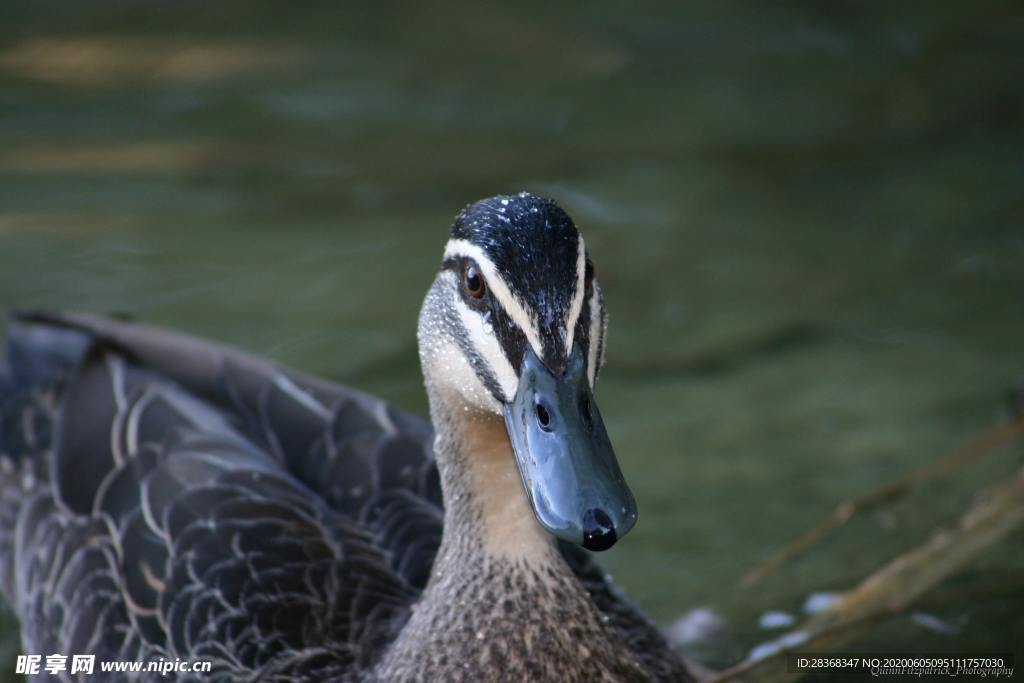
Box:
(1, 1), (1022, 673)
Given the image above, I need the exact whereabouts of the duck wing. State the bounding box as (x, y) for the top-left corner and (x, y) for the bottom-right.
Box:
(0, 311), (689, 682)
(0, 312), (442, 680)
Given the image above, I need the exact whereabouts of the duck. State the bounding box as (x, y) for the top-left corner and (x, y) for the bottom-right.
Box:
(0, 193), (693, 682)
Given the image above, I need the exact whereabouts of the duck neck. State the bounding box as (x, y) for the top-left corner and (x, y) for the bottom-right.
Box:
(430, 405), (557, 565)
(373, 392), (648, 681)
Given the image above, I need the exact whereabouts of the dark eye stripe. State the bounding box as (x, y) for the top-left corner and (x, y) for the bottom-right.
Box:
(454, 324), (507, 404)
(579, 296), (592, 348)
(486, 304), (527, 378)
(439, 284), (507, 404)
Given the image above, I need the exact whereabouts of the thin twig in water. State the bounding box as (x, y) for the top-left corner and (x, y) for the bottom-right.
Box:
(711, 466), (1024, 683)
(739, 414), (1024, 589)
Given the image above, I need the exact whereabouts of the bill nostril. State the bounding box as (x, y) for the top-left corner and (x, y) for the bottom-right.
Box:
(535, 401), (552, 431)
(581, 508), (617, 551)
(580, 395), (592, 431)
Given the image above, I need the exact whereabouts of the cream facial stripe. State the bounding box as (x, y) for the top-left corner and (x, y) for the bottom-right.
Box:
(442, 239), (545, 358)
(586, 281), (603, 387)
(445, 273), (519, 402)
(563, 235), (587, 355)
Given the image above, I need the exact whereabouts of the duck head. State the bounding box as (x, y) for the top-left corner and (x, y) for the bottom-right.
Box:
(417, 193), (637, 551)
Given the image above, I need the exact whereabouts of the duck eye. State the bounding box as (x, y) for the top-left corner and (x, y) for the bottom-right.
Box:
(465, 265), (486, 298)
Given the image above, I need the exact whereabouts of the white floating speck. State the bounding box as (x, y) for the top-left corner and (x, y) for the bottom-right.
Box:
(747, 630), (808, 662)
(665, 607), (726, 648)
(803, 591), (841, 615)
(911, 612), (961, 635)
(758, 610), (795, 630)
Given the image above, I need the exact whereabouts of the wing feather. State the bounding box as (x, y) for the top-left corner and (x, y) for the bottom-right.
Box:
(0, 311), (687, 681)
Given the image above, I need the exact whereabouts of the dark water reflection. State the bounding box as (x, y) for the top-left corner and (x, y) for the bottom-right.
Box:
(1, 1), (1022, 672)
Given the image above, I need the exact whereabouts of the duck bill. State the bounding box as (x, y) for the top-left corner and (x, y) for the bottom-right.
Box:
(503, 343), (637, 551)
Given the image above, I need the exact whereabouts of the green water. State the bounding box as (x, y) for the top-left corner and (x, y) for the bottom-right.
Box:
(1, 1), (1022, 675)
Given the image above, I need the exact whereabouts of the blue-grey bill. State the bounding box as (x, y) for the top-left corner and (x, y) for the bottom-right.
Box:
(503, 343), (637, 551)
